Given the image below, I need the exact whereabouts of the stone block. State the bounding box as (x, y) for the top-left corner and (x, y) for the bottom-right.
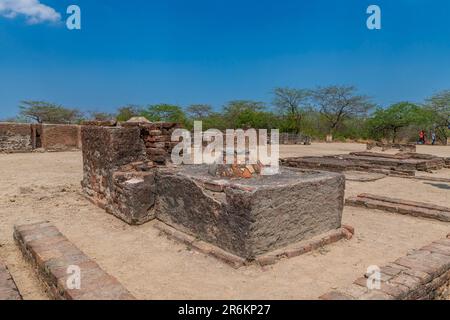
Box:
(155, 165), (345, 259)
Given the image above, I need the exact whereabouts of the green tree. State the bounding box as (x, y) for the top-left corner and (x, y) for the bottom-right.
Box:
(19, 101), (83, 124)
(116, 105), (144, 122)
(368, 102), (430, 143)
(310, 86), (374, 135)
(273, 87), (310, 133)
(142, 104), (187, 123)
(186, 104), (213, 120)
(88, 111), (115, 121)
(222, 100), (266, 129)
(425, 90), (450, 143)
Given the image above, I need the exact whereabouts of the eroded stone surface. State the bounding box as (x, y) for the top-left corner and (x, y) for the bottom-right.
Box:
(156, 165), (345, 259)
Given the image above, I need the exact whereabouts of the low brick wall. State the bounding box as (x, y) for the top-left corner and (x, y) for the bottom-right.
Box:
(282, 152), (445, 177)
(0, 122), (33, 153)
(346, 194), (450, 222)
(14, 221), (135, 300)
(320, 235), (450, 300)
(41, 124), (81, 151)
(0, 122), (82, 152)
(0, 260), (22, 300)
(81, 122), (181, 225)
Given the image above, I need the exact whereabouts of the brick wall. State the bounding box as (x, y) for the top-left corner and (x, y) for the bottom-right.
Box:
(41, 124), (81, 151)
(0, 122), (82, 152)
(122, 122), (180, 164)
(0, 123), (33, 153)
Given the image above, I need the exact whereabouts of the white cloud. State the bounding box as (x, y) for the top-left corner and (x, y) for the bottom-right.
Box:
(0, 0), (61, 24)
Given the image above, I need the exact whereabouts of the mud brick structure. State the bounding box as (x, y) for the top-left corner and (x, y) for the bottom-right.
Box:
(82, 123), (349, 263)
(320, 236), (450, 300)
(282, 152), (445, 177)
(0, 260), (22, 300)
(0, 122), (33, 152)
(0, 122), (82, 153)
(39, 124), (82, 151)
(81, 121), (180, 224)
(14, 221), (135, 300)
(346, 194), (450, 222)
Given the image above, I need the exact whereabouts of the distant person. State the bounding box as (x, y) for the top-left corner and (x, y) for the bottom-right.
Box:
(418, 130), (425, 145)
(431, 132), (436, 145)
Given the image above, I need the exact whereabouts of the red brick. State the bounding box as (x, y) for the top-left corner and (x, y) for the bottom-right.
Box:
(15, 222), (134, 300)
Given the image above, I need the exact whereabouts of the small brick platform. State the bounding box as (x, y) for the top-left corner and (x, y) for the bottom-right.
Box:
(346, 194), (450, 222)
(0, 260), (22, 300)
(320, 235), (450, 300)
(14, 221), (135, 300)
(155, 221), (354, 268)
(282, 152), (446, 177)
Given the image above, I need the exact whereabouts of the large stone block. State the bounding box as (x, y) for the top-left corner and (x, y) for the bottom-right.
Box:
(155, 165), (345, 259)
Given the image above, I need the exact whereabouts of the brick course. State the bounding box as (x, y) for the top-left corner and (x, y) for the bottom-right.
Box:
(14, 221), (135, 300)
(320, 237), (450, 300)
(346, 193), (450, 222)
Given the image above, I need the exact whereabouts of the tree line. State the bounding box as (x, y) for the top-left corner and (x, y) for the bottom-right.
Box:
(4, 85), (450, 144)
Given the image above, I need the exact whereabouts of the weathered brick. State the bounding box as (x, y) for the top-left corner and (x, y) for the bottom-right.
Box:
(15, 222), (135, 300)
(320, 236), (450, 300)
(421, 243), (450, 257)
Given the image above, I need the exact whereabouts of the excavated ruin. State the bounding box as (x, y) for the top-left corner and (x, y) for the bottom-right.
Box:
(81, 122), (349, 262)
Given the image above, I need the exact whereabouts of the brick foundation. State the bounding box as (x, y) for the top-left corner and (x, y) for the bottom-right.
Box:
(14, 221), (135, 300)
(282, 152), (445, 177)
(320, 237), (450, 300)
(155, 221), (354, 268)
(346, 194), (450, 222)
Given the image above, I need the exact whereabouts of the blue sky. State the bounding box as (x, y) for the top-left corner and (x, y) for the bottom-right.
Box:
(1, 0), (450, 118)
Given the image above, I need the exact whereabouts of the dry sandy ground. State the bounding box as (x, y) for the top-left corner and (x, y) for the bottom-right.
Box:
(0, 143), (449, 300)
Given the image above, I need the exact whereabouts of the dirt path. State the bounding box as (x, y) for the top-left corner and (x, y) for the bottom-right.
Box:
(0, 145), (449, 299)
